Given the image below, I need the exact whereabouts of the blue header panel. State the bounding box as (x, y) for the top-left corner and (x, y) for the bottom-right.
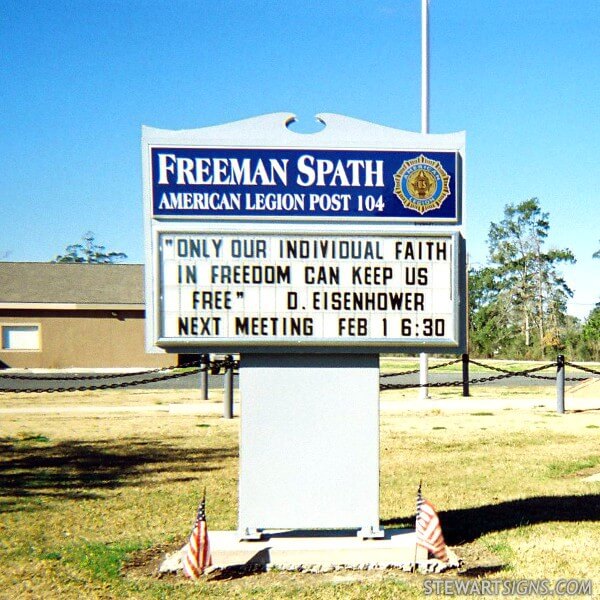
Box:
(150, 147), (460, 221)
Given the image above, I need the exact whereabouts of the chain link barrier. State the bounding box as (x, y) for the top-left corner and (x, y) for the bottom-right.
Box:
(0, 357), (239, 394)
(379, 361), (556, 391)
(0, 358), (203, 381)
(468, 359), (551, 381)
(0, 356), (597, 394)
(379, 358), (462, 379)
(469, 359), (593, 382)
(565, 361), (600, 377)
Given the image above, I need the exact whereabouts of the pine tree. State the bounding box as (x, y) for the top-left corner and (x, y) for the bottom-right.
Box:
(477, 198), (575, 357)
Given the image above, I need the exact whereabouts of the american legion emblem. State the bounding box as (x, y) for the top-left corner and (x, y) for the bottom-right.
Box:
(393, 154), (451, 214)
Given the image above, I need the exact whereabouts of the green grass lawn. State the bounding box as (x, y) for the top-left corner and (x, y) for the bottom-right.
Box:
(1, 390), (599, 598)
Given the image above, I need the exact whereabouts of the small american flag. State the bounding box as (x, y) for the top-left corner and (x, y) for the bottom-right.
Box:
(416, 483), (448, 562)
(183, 493), (212, 579)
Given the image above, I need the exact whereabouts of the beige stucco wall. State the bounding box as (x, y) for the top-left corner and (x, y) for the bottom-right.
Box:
(0, 309), (175, 369)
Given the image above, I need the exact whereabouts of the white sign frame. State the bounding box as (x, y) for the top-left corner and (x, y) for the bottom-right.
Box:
(143, 113), (466, 354)
(152, 227), (461, 351)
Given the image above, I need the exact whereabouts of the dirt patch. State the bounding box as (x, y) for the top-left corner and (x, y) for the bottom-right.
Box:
(122, 542), (182, 579)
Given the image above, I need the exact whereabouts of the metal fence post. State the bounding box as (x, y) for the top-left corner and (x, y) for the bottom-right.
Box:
(556, 354), (565, 414)
(201, 354), (209, 401)
(462, 353), (470, 397)
(419, 352), (429, 399)
(224, 354), (234, 419)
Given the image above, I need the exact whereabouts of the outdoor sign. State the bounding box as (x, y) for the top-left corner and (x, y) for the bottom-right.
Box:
(157, 231), (459, 349)
(143, 113), (466, 538)
(143, 112), (466, 354)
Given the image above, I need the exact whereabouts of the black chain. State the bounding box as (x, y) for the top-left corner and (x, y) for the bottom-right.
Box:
(0, 358), (204, 381)
(380, 358), (462, 379)
(1, 356), (597, 394)
(468, 359), (590, 382)
(380, 362), (558, 391)
(0, 358), (239, 394)
(468, 359), (554, 380)
(467, 359), (510, 372)
(3, 367), (205, 395)
(430, 358), (462, 370)
(565, 361), (600, 376)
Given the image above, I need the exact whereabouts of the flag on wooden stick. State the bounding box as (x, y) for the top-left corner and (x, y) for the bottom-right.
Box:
(416, 482), (448, 562)
(183, 492), (212, 579)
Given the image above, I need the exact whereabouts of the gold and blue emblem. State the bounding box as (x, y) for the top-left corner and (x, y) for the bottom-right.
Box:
(393, 154), (451, 214)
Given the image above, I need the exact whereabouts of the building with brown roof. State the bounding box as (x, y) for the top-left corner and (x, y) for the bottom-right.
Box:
(0, 262), (175, 369)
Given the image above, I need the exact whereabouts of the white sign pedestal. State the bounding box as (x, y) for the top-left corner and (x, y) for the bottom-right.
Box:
(142, 112), (466, 543)
(238, 353), (383, 540)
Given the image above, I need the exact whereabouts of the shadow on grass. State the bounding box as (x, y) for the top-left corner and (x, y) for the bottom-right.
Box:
(207, 549), (272, 582)
(0, 437), (237, 513)
(459, 565), (506, 577)
(382, 494), (600, 545)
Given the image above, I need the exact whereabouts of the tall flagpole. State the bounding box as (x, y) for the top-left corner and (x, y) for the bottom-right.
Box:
(419, 0), (430, 400)
(421, 0), (429, 135)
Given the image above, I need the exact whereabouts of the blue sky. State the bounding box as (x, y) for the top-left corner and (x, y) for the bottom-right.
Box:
(1, 0), (598, 319)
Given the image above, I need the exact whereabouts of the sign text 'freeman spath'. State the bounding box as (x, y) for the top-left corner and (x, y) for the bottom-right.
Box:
(151, 147), (460, 221)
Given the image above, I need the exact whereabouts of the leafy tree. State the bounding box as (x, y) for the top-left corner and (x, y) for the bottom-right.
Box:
(468, 265), (517, 357)
(561, 315), (587, 360)
(53, 232), (127, 264)
(582, 304), (600, 361)
(475, 198), (575, 358)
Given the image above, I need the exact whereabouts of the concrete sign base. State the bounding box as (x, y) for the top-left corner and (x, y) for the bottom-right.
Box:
(160, 529), (462, 574)
(238, 354), (382, 540)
